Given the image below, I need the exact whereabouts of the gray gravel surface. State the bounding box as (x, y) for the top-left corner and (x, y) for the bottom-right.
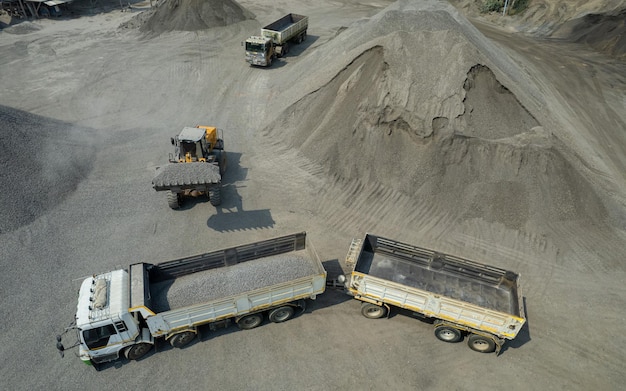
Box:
(150, 251), (318, 311)
(1, 0), (626, 390)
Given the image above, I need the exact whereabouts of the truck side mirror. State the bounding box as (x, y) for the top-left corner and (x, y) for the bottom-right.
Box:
(170, 137), (175, 145)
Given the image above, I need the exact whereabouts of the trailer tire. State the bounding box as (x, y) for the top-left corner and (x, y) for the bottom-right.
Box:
(360, 302), (387, 319)
(124, 343), (152, 360)
(209, 186), (221, 206)
(237, 313), (263, 330)
(169, 331), (196, 348)
(268, 306), (295, 323)
(167, 191), (181, 209)
(434, 326), (463, 343)
(467, 334), (496, 353)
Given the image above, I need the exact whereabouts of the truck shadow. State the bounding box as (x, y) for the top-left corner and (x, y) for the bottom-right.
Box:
(266, 35), (320, 69)
(498, 296), (531, 354)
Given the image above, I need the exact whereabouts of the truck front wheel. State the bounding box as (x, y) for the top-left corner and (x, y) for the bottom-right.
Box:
(169, 331), (196, 348)
(434, 326), (463, 343)
(467, 334), (496, 353)
(268, 306), (295, 323)
(237, 313), (263, 330)
(124, 343), (152, 360)
(360, 302), (387, 319)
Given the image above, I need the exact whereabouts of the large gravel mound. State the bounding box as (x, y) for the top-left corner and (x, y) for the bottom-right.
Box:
(265, 0), (608, 230)
(0, 106), (95, 234)
(121, 0), (255, 34)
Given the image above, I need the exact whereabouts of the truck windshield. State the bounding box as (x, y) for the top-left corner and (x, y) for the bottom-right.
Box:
(246, 42), (265, 52)
(83, 324), (117, 350)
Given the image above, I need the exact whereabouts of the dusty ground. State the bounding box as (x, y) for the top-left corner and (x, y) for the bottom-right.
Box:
(1, 0), (625, 390)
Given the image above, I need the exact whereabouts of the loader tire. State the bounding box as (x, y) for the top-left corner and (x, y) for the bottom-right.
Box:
(209, 186), (221, 206)
(124, 343), (152, 360)
(167, 191), (181, 209)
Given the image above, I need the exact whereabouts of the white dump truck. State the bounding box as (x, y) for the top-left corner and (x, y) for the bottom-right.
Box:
(244, 13), (308, 66)
(340, 234), (526, 354)
(56, 232), (326, 368)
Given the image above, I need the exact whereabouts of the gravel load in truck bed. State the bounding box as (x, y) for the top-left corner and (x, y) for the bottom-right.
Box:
(149, 250), (319, 312)
(152, 162), (221, 190)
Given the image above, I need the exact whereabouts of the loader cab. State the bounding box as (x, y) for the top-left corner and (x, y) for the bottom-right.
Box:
(175, 127), (209, 162)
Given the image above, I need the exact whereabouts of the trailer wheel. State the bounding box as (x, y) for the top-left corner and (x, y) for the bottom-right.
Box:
(167, 191), (181, 209)
(434, 326), (463, 343)
(268, 306), (295, 323)
(124, 343), (152, 360)
(237, 313), (263, 330)
(169, 331), (196, 348)
(360, 302), (387, 319)
(467, 334), (496, 353)
(209, 186), (221, 206)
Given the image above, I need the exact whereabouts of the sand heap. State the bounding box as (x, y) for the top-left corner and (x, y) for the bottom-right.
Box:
(122, 0), (255, 34)
(0, 106), (95, 234)
(266, 0), (608, 231)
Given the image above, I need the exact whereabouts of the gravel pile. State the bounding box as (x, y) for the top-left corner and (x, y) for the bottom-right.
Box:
(0, 105), (94, 234)
(150, 251), (318, 311)
(152, 162), (221, 189)
(267, 0), (608, 230)
(120, 0), (255, 34)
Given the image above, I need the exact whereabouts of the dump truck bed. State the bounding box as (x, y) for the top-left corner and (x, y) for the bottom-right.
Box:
(261, 13), (308, 44)
(348, 234), (525, 339)
(130, 233), (326, 336)
(152, 162), (221, 191)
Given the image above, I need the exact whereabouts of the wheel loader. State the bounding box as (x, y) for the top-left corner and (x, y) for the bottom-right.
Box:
(152, 126), (226, 209)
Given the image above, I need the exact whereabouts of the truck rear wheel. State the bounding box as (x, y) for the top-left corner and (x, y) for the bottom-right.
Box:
(209, 186), (221, 206)
(167, 191), (181, 209)
(434, 326), (463, 343)
(268, 306), (295, 323)
(467, 334), (496, 353)
(124, 343), (152, 360)
(237, 313), (263, 330)
(360, 302), (387, 319)
(169, 331), (196, 348)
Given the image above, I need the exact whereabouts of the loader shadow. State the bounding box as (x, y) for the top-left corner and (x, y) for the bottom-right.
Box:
(206, 184), (275, 232)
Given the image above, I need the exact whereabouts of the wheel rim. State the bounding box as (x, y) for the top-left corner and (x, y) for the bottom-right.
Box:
(241, 315), (261, 329)
(272, 308), (293, 322)
(438, 329), (458, 342)
(366, 307), (382, 317)
(472, 340), (491, 351)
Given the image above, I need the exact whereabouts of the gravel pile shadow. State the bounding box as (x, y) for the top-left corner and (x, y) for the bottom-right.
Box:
(121, 0), (255, 34)
(0, 106), (95, 234)
(553, 8), (626, 60)
(264, 0), (608, 230)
